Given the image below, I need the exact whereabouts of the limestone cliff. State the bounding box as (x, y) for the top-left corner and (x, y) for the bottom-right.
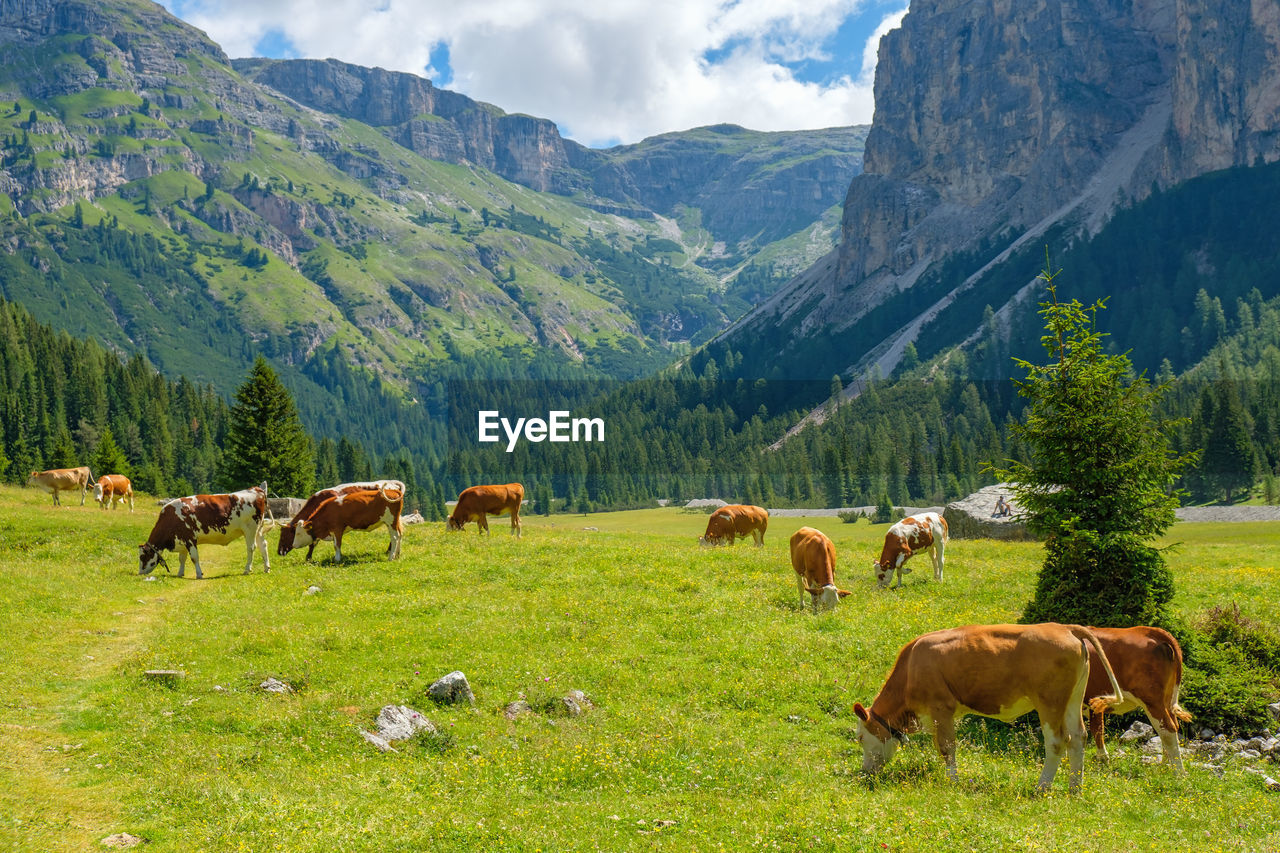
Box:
(721, 0), (1280, 377)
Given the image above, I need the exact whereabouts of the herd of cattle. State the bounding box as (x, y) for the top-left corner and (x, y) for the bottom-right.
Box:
(24, 468), (1191, 793)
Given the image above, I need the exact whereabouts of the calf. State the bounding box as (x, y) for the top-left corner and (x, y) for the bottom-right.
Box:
(700, 504), (769, 546)
(1086, 625), (1192, 771)
(790, 526), (850, 612)
(283, 485), (403, 564)
(278, 480), (405, 559)
(873, 511), (948, 588)
(853, 622), (1123, 794)
(138, 483), (270, 580)
(94, 474), (134, 511)
(27, 466), (92, 506)
(447, 483), (523, 537)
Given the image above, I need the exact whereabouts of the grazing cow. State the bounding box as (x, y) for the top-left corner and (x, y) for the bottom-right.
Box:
(1086, 625), (1192, 771)
(790, 526), (850, 612)
(280, 485), (403, 564)
(853, 622), (1123, 794)
(27, 466), (92, 506)
(447, 483), (524, 537)
(699, 504), (769, 547)
(873, 511), (949, 588)
(277, 480), (406, 559)
(138, 483), (271, 580)
(93, 474), (134, 511)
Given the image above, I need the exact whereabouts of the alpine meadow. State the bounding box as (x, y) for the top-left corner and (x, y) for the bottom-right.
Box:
(3, 0), (1280, 850)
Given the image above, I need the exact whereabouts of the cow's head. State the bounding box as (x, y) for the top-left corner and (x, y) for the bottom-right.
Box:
(852, 703), (901, 773)
(25, 471), (39, 486)
(289, 520), (316, 551)
(808, 584), (851, 612)
(138, 542), (168, 575)
(277, 521), (298, 556)
(445, 516), (464, 532)
(872, 555), (912, 588)
(93, 482), (106, 505)
(698, 534), (720, 547)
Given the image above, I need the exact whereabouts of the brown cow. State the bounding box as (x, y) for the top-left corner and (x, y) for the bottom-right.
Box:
(27, 466), (92, 506)
(853, 623), (1123, 794)
(138, 483), (270, 579)
(282, 485), (403, 564)
(699, 504), (768, 546)
(94, 474), (134, 511)
(790, 526), (850, 612)
(873, 511), (948, 589)
(278, 480), (406, 559)
(447, 483), (523, 537)
(1085, 625), (1192, 771)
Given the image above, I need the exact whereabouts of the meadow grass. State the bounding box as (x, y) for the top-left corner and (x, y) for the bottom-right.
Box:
(0, 486), (1277, 851)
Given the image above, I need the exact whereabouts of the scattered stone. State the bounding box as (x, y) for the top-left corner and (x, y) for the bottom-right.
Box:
(142, 670), (184, 683)
(304, 585), (321, 595)
(212, 685), (227, 693)
(504, 700), (532, 720)
(1119, 721), (1153, 742)
(360, 729), (396, 753)
(143, 576), (156, 582)
(1200, 728), (1216, 740)
(102, 833), (143, 849)
(427, 671), (475, 705)
(1266, 776), (1280, 792)
(401, 512), (425, 525)
(1241, 749), (1263, 760)
(582, 526), (598, 531)
(1269, 702), (1280, 724)
(375, 705), (436, 741)
(260, 677), (292, 694)
(561, 695), (585, 717)
(564, 689), (593, 710)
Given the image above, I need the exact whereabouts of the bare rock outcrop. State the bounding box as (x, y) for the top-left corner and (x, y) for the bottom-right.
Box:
(943, 484), (1034, 541)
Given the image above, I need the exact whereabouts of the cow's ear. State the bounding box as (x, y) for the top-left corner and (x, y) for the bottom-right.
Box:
(837, 588), (853, 598)
(852, 703), (870, 722)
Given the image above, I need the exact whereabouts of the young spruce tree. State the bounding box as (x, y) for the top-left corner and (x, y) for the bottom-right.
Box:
(995, 257), (1194, 628)
(222, 356), (314, 496)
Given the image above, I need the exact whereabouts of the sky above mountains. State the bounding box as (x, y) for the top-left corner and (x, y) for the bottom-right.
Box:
(158, 0), (907, 148)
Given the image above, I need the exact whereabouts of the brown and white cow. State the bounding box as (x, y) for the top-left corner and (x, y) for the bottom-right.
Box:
(699, 504), (769, 547)
(280, 485), (404, 564)
(277, 480), (406, 559)
(1085, 625), (1192, 771)
(873, 511), (948, 589)
(93, 474), (134, 511)
(27, 466), (92, 506)
(447, 483), (523, 537)
(790, 526), (850, 613)
(853, 623), (1123, 794)
(138, 483), (271, 580)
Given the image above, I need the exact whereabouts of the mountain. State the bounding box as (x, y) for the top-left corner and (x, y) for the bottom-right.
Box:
(0, 0), (867, 398)
(712, 0), (1280, 383)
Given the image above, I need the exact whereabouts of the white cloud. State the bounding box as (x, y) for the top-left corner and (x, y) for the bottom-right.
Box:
(160, 0), (906, 147)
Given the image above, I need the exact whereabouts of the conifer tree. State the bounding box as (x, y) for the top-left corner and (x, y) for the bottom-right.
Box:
(1201, 373), (1257, 502)
(996, 257), (1193, 628)
(222, 356), (313, 496)
(91, 425), (129, 477)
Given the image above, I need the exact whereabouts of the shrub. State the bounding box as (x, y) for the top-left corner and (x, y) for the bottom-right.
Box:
(1180, 603), (1280, 734)
(838, 509), (864, 524)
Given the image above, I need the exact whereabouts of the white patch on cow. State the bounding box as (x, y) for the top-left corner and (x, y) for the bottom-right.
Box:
(815, 584), (841, 613)
(855, 718), (899, 773)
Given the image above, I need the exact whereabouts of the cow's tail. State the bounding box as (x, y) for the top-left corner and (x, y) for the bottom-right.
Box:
(1074, 626), (1124, 714)
(1159, 639), (1193, 723)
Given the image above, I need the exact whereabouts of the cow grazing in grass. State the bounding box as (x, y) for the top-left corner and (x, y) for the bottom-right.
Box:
(699, 504), (769, 547)
(789, 526), (850, 613)
(93, 474), (134, 511)
(853, 622), (1123, 794)
(27, 466), (92, 506)
(280, 485), (403, 564)
(138, 483), (270, 580)
(278, 480), (406, 559)
(873, 511), (948, 588)
(1086, 625), (1192, 771)
(447, 483), (524, 537)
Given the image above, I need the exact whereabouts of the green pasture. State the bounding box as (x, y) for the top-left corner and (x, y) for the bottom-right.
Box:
(0, 485), (1277, 851)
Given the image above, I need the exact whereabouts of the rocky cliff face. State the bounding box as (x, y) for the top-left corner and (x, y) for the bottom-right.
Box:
(238, 60), (866, 249)
(722, 0), (1280, 376)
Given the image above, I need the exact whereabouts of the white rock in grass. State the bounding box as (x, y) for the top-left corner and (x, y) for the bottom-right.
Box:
(102, 833), (143, 848)
(304, 585), (321, 595)
(1120, 721), (1153, 742)
(504, 700), (533, 720)
(375, 705), (436, 741)
(261, 677), (292, 694)
(427, 671), (475, 705)
(360, 730), (397, 753)
(1268, 702), (1280, 724)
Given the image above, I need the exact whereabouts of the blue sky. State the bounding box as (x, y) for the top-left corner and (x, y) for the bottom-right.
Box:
(159, 0), (907, 148)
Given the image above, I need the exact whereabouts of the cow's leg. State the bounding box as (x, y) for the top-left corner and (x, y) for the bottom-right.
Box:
(128, 491), (134, 512)
(795, 573), (808, 609)
(387, 520), (402, 559)
(933, 545), (943, 581)
(1145, 706), (1185, 773)
(1038, 718), (1068, 793)
(479, 515), (490, 535)
(305, 541), (317, 562)
(934, 716), (959, 780)
(52, 489), (61, 506)
(256, 525), (270, 573)
(332, 529), (344, 564)
(511, 510), (521, 538)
